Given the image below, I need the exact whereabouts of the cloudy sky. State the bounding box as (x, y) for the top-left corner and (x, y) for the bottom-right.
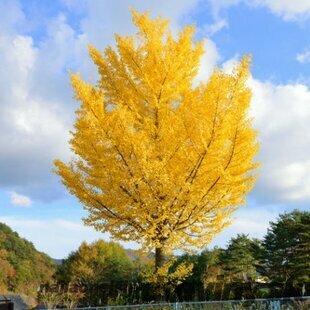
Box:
(0, 0), (309, 259)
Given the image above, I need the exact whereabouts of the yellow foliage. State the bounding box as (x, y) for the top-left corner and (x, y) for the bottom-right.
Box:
(54, 10), (259, 255)
(144, 259), (193, 287)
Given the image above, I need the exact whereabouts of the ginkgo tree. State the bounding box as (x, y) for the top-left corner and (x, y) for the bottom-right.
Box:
(54, 10), (259, 276)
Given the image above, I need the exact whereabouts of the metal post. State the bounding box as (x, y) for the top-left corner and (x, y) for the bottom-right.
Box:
(270, 300), (281, 310)
(174, 302), (181, 310)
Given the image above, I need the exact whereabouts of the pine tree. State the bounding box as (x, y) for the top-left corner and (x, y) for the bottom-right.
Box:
(263, 210), (310, 296)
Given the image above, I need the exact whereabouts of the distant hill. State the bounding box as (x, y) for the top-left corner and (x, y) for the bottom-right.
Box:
(52, 258), (63, 265)
(0, 222), (56, 296)
(125, 248), (154, 261)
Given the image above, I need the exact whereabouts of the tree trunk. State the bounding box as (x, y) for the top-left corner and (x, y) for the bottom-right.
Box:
(155, 247), (165, 271)
(155, 247), (165, 302)
(220, 281), (225, 300)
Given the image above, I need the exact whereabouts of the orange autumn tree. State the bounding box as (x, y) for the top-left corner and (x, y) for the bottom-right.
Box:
(54, 11), (259, 277)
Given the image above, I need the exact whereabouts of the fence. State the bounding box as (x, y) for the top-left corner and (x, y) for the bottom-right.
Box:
(44, 297), (310, 310)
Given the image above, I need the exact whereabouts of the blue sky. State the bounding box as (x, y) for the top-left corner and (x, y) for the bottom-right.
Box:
(0, 0), (309, 258)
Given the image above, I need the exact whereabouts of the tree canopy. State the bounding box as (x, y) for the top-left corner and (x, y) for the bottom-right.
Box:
(262, 210), (310, 296)
(54, 10), (259, 269)
(57, 240), (134, 305)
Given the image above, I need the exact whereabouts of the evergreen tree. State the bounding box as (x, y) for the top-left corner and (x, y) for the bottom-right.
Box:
(262, 210), (310, 297)
(221, 234), (262, 299)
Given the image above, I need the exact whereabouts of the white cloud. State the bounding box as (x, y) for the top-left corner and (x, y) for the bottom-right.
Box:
(222, 55), (240, 73)
(9, 191), (32, 207)
(257, 0), (310, 20)
(273, 161), (310, 201)
(249, 78), (310, 202)
(203, 19), (228, 35)
(0, 29), (72, 193)
(209, 0), (241, 11)
(296, 47), (310, 63)
(210, 207), (278, 247)
(220, 56), (310, 203)
(209, 0), (310, 21)
(81, 0), (200, 45)
(0, 0), (25, 35)
(194, 39), (221, 85)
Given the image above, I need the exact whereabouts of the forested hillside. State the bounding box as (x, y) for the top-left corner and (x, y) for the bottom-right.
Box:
(0, 222), (56, 295)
